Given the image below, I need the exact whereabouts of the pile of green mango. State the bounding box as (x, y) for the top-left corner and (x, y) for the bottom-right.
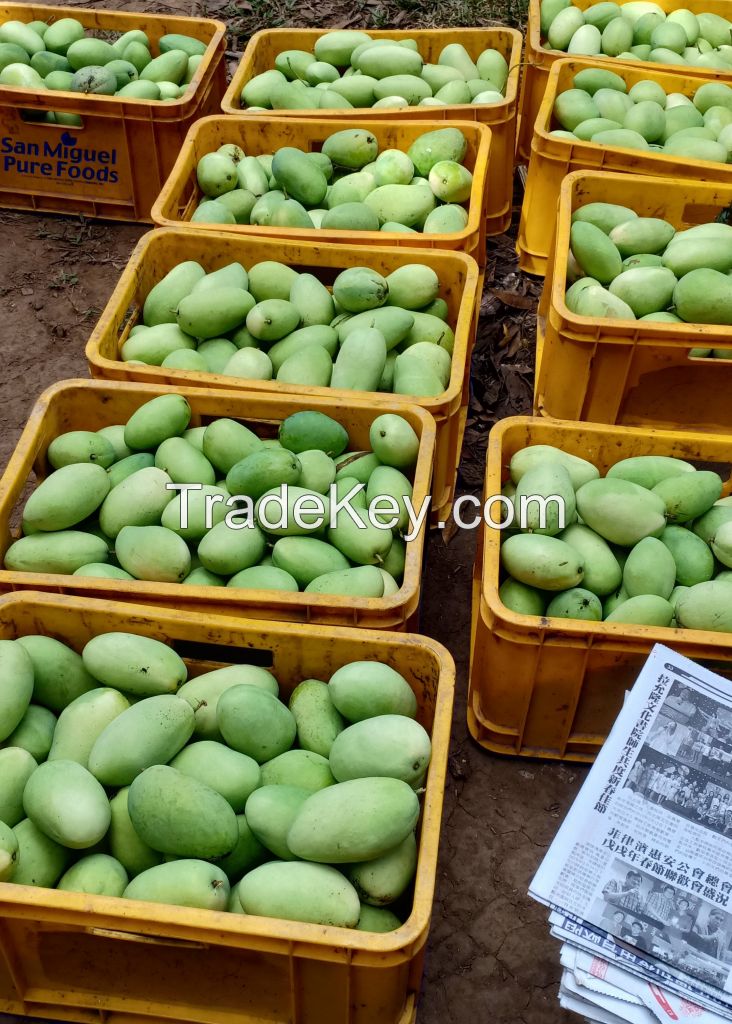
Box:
(500, 445), (732, 631)
(552, 69), (732, 163)
(542, 0), (732, 68)
(0, 632), (430, 931)
(191, 126), (474, 235)
(0, 14), (206, 121)
(124, 257), (455, 396)
(240, 30), (508, 111)
(565, 199), (732, 328)
(4, 399), (422, 599)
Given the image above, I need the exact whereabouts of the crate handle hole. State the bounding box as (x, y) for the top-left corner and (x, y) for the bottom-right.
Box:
(174, 639), (274, 669)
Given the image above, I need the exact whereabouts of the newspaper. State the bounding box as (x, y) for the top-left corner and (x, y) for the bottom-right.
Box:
(530, 644), (732, 1019)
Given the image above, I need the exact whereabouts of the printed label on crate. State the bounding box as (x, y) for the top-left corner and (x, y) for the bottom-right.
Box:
(0, 119), (133, 202)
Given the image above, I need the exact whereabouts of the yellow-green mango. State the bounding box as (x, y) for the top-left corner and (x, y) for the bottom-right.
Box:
(123, 859), (229, 910)
(0, 747), (38, 826)
(546, 587), (603, 620)
(238, 861), (360, 926)
(48, 431), (116, 470)
(109, 787), (162, 877)
(607, 455), (695, 489)
(128, 764), (238, 858)
(575, 478), (666, 545)
(347, 832), (417, 906)
(329, 715), (430, 786)
(12, 818), (69, 887)
(605, 594), (674, 626)
(82, 632), (186, 697)
(23, 759), (111, 849)
(124, 395), (191, 451)
(0, 641), (34, 742)
(653, 470), (722, 522)
(88, 695), (194, 786)
(660, 525), (714, 585)
(328, 661), (416, 722)
(288, 678), (345, 756)
(245, 783), (310, 859)
(115, 524), (192, 582)
(261, 749), (334, 791)
(23, 463), (109, 532)
(501, 534), (585, 590)
(675, 580), (732, 631)
(623, 536), (676, 598)
(305, 565), (385, 596)
(177, 665), (279, 740)
(170, 740), (261, 812)
(58, 853), (128, 896)
(287, 777), (419, 862)
(509, 445), (599, 488)
(48, 687), (130, 767)
(217, 684), (296, 763)
(560, 523), (622, 596)
(2, 705), (56, 762)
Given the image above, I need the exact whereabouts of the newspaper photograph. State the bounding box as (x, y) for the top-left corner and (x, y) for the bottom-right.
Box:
(530, 645), (732, 1014)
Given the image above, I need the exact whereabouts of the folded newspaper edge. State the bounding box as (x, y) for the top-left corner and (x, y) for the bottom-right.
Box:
(530, 644), (732, 1021)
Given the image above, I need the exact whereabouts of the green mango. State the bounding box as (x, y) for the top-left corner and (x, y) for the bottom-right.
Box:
(350, 832), (417, 909)
(277, 346), (333, 386)
(321, 202), (380, 230)
(48, 687), (130, 767)
(675, 580), (732, 631)
(159, 33), (206, 57)
(288, 678), (345, 756)
(328, 505), (393, 564)
(653, 471), (722, 523)
(66, 36), (116, 69)
(128, 764), (238, 858)
(365, 183), (435, 228)
(560, 523), (622, 596)
(0, 641), (34, 742)
(271, 537), (349, 587)
(115, 524), (191, 582)
(501, 534), (585, 590)
(123, 860), (229, 910)
(712, 520), (732, 567)
(513, 462), (576, 536)
(177, 288), (254, 339)
(333, 267), (388, 312)
(289, 274), (335, 327)
(48, 430), (116, 470)
(498, 579), (546, 615)
(203, 420), (262, 474)
(82, 632), (186, 697)
(197, 520), (266, 576)
(177, 665), (278, 741)
(58, 853), (128, 896)
(0, 747), (38, 826)
(660, 525), (714, 586)
(218, 685), (296, 763)
(338, 307), (414, 348)
(18, 635), (95, 713)
(604, 594), (674, 626)
(88, 695), (194, 786)
(2, 705), (56, 762)
(546, 587), (602, 620)
(241, 68), (286, 107)
(226, 448), (301, 501)
(623, 536), (676, 598)
(331, 328), (387, 390)
(12, 818), (69, 887)
(329, 715), (430, 786)
(5, 531), (109, 576)
(121, 323), (196, 365)
(140, 48), (187, 84)
(328, 661), (416, 722)
(123, 395), (190, 451)
(23, 759), (111, 849)
(271, 146), (328, 206)
(322, 128), (379, 169)
(0, 820), (18, 881)
(238, 860), (359, 926)
(23, 463), (109, 532)
(112, 29), (149, 55)
(260, 749), (334, 791)
(287, 777), (419, 862)
(575, 478), (666, 545)
(217, 815), (267, 881)
(43, 17), (85, 55)
(305, 565), (385, 596)
(607, 455), (695, 489)
(98, 467), (173, 538)
(279, 410), (348, 456)
(170, 742), (261, 813)
(313, 29), (372, 66)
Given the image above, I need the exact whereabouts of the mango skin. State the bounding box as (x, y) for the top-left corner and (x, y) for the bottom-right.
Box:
(0, 641), (34, 742)
(18, 635), (96, 713)
(238, 861), (360, 927)
(88, 695), (195, 787)
(123, 859), (230, 911)
(128, 764), (239, 859)
(12, 818), (70, 888)
(347, 832), (418, 906)
(170, 741), (261, 812)
(217, 684), (296, 763)
(328, 662), (416, 722)
(245, 784), (310, 860)
(675, 581), (732, 632)
(289, 678), (345, 756)
(177, 664), (279, 741)
(23, 759), (111, 850)
(48, 687), (130, 767)
(82, 632), (187, 697)
(109, 787), (163, 878)
(501, 534), (585, 591)
(0, 747), (38, 827)
(58, 854), (128, 897)
(287, 777), (420, 863)
(329, 715), (431, 786)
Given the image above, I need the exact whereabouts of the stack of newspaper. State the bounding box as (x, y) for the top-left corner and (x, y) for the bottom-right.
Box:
(530, 645), (732, 1024)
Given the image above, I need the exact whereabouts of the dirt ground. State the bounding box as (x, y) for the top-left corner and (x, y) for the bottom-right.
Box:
(0, 1), (589, 1021)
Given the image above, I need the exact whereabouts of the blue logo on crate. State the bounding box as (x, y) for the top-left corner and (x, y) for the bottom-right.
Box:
(1, 132), (119, 184)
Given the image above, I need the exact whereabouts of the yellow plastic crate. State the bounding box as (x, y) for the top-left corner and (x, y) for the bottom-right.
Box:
(517, 57), (732, 276)
(468, 416), (732, 763)
(0, 379), (436, 630)
(0, 3), (227, 221)
(151, 114), (491, 266)
(537, 170), (732, 431)
(516, 0), (732, 164)
(85, 227), (480, 525)
(221, 27), (522, 236)
(0, 590), (454, 1024)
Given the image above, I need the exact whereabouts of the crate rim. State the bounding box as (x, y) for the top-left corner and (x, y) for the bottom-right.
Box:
(221, 25), (523, 118)
(0, 378), (437, 618)
(0, 588), (455, 958)
(150, 114), (491, 252)
(551, 168), (732, 340)
(0, 2), (227, 113)
(535, 55), (732, 171)
(482, 414), (732, 642)
(85, 225), (481, 413)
